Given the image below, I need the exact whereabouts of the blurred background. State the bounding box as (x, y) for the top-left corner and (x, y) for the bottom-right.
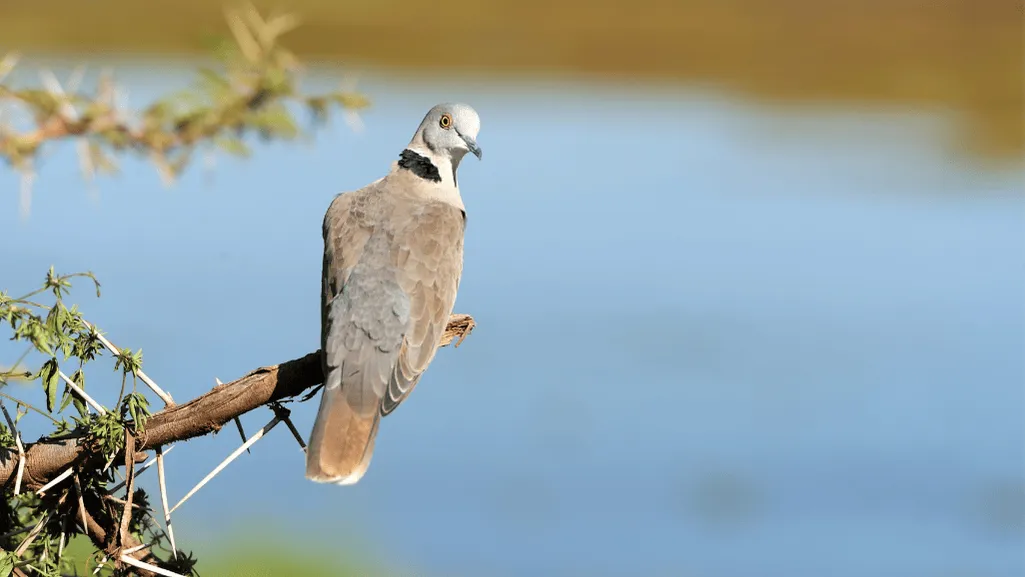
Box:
(1, 1), (1023, 576)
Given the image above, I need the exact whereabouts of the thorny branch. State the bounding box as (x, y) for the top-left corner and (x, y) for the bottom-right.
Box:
(0, 314), (474, 490)
(0, 314), (475, 574)
(0, 3), (368, 217)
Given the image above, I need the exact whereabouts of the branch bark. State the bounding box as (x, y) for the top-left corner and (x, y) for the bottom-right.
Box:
(0, 313), (474, 491)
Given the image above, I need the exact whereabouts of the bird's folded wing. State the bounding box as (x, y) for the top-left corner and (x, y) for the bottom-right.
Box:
(381, 201), (466, 416)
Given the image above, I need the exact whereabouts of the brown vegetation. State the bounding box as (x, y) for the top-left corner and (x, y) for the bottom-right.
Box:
(1, 0), (1021, 162)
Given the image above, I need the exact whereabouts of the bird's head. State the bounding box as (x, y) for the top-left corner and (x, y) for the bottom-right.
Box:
(411, 103), (482, 164)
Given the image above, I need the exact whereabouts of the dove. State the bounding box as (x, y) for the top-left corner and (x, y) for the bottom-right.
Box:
(306, 103), (481, 485)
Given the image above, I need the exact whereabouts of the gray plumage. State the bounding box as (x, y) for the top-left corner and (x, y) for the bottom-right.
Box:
(306, 103), (482, 485)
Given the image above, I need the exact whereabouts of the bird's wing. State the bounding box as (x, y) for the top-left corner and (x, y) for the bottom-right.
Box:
(308, 186), (404, 483)
(381, 199), (466, 416)
(320, 190), (372, 338)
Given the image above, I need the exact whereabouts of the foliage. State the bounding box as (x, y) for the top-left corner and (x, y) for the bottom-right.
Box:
(194, 532), (381, 577)
(0, 3), (368, 217)
(2, 0), (1020, 162)
(0, 5), (369, 575)
(0, 270), (176, 575)
(56, 533), (383, 577)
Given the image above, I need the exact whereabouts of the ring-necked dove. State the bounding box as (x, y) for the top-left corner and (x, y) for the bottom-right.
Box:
(306, 103), (482, 485)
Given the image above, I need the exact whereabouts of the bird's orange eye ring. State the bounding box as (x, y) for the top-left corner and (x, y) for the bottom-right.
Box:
(439, 114), (452, 129)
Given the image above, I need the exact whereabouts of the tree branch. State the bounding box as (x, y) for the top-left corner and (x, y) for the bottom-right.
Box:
(0, 313), (474, 492)
(79, 493), (159, 577)
(2, 313), (473, 574)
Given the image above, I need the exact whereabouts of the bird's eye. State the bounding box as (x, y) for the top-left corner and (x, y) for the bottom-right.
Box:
(439, 114), (452, 129)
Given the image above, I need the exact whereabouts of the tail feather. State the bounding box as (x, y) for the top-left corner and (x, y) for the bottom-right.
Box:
(305, 382), (381, 485)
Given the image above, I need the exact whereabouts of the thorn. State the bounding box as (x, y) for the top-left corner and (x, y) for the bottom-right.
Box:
(224, 7), (263, 63)
(270, 402), (307, 453)
(58, 525), (67, 560)
(14, 510), (52, 556)
(156, 447), (177, 556)
(283, 414), (308, 453)
(92, 554), (109, 575)
(77, 138), (95, 182)
(82, 320), (175, 406)
(218, 378), (250, 454)
(19, 168), (35, 220)
(343, 109), (365, 134)
(103, 452), (117, 473)
(107, 445), (175, 495)
(123, 543), (151, 555)
(114, 84), (129, 116)
(39, 68), (77, 120)
(263, 11), (302, 45)
(58, 368), (107, 414)
(0, 402), (26, 495)
(36, 467), (74, 496)
(150, 150), (177, 187)
(97, 68), (115, 107)
(235, 417), (251, 454)
(120, 555), (187, 577)
(169, 413), (281, 515)
(73, 473), (89, 532)
(66, 64), (87, 94)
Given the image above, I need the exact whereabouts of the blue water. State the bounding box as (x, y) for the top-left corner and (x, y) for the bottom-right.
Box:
(1, 60), (1023, 577)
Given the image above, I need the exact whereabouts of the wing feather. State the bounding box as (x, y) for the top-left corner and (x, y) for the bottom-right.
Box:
(380, 202), (465, 416)
(308, 186), (406, 483)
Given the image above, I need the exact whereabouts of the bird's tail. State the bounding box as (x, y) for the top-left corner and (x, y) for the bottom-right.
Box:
(305, 383), (381, 485)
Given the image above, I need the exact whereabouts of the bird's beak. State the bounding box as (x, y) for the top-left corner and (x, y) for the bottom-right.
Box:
(459, 132), (482, 160)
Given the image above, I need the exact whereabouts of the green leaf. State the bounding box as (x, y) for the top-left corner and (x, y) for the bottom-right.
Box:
(0, 551), (15, 577)
(52, 419), (71, 436)
(71, 369), (88, 417)
(59, 384), (73, 413)
(0, 423), (15, 448)
(215, 136), (251, 157)
(121, 392), (151, 432)
(73, 328), (103, 362)
(197, 67), (232, 99)
(86, 411), (125, 459)
(14, 316), (53, 355)
(114, 346), (144, 376)
(40, 357), (59, 412)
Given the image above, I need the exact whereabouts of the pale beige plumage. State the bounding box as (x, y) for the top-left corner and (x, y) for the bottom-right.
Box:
(306, 103), (481, 485)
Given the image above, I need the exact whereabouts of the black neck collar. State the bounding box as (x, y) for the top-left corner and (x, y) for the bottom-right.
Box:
(398, 149), (442, 183)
